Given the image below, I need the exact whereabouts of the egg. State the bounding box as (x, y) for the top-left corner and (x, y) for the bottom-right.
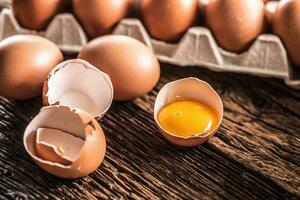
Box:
(273, 0), (300, 68)
(141, 0), (198, 42)
(78, 35), (160, 100)
(13, 0), (70, 30)
(72, 0), (131, 38)
(154, 78), (223, 147)
(0, 35), (63, 100)
(206, 0), (265, 52)
(23, 106), (106, 178)
(43, 59), (113, 119)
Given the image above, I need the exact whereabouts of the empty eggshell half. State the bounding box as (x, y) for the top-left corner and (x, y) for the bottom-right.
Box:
(43, 59), (113, 119)
(154, 77), (223, 147)
(23, 106), (106, 178)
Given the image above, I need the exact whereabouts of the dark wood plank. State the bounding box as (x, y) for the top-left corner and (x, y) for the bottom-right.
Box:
(0, 63), (299, 200)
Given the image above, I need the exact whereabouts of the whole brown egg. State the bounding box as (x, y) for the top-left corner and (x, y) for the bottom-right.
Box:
(78, 35), (160, 100)
(13, 0), (70, 30)
(0, 35), (63, 100)
(273, 0), (300, 68)
(72, 0), (131, 38)
(141, 0), (198, 42)
(206, 0), (265, 52)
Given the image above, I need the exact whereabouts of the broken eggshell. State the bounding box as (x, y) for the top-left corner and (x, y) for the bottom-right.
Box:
(43, 59), (113, 119)
(23, 106), (106, 179)
(154, 77), (223, 147)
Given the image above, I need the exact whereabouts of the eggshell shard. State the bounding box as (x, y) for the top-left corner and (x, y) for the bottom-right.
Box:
(141, 0), (198, 42)
(78, 35), (160, 101)
(206, 0), (265, 53)
(23, 106), (106, 179)
(273, 0), (300, 68)
(35, 128), (85, 165)
(72, 0), (132, 38)
(154, 78), (223, 147)
(13, 0), (71, 30)
(0, 34), (63, 100)
(43, 59), (113, 119)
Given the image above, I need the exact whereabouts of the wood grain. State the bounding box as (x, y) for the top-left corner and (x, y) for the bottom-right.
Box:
(0, 63), (299, 200)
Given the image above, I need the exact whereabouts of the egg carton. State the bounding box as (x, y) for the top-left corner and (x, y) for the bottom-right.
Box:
(0, 8), (299, 88)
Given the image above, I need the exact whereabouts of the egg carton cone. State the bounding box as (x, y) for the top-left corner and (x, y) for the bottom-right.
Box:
(0, 8), (299, 88)
(0, 8), (87, 52)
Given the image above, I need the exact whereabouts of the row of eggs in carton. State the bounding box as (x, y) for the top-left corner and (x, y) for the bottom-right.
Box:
(3, 0), (299, 88)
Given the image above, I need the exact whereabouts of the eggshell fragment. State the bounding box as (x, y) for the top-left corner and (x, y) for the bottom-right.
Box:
(273, 0), (300, 68)
(23, 106), (106, 179)
(35, 128), (84, 165)
(13, 0), (71, 30)
(43, 59), (113, 119)
(154, 78), (223, 147)
(78, 35), (160, 100)
(141, 0), (198, 42)
(0, 34), (63, 100)
(206, 0), (265, 52)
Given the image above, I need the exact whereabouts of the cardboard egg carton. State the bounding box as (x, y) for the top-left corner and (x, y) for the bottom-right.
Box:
(0, 8), (299, 88)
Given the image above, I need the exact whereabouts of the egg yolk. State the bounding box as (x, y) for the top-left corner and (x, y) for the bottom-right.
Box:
(158, 100), (218, 137)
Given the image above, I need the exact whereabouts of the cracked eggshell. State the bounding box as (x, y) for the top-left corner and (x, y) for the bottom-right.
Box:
(23, 106), (106, 179)
(154, 78), (223, 147)
(43, 59), (113, 119)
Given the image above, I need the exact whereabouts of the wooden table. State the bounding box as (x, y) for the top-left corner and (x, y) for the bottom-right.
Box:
(0, 2), (299, 200)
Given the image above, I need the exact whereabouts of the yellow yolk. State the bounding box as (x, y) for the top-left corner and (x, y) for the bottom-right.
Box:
(158, 100), (218, 137)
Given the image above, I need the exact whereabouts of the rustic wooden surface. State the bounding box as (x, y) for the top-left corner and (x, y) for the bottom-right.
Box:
(0, 2), (300, 200)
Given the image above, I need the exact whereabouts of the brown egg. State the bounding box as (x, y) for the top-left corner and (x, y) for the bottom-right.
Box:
(78, 35), (160, 100)
(206, 0), (265, 52)
(13, 0), (70, 30)
(0, 35), (63, 100)
(24, 106), (106, 179)
(73, 0), (131, 38)
(273, 0), (300, 68)
(141, 0), (198, 42)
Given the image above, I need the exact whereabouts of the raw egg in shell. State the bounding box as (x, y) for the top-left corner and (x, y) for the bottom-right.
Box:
(154, 78), (223, 147)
